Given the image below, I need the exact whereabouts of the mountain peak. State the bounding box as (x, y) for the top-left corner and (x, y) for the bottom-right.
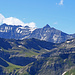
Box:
(43, 24), (50, 28)
(1, 23), (7, 26)
(1, 23), (22, 27)
(24, 26), (30, 28)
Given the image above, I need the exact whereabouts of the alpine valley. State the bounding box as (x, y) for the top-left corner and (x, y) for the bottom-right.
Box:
(0, 24), (75, 75)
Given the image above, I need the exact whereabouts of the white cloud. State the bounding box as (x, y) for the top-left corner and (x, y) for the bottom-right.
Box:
(3, 17), (25, 26)
(0, 14), (5, 24)
(59, 0), (64, 5)
(53, 22), (58, 25)
(0, 14), (36, 28)
(25, 22), (36, 28)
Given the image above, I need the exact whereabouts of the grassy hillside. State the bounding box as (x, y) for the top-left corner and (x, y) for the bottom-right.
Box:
(65, 68), (75, 75)
(27, 53), (75, 75)
(0, 38), (75, 75)
(0, 57), (31, 75)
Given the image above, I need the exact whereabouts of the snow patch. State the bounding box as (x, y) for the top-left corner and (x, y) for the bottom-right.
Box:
(66, 40), (74, 43)
(41, 36), (47, 40)
(22, 35), (30, 39)
(0, 30), (6, 32)
(16, 28), (20, 33)
(46, 30), (50, 32)
(66, 41), (70, 43)
(18, 26), (36, 33)
(29, 27), (36, 33)
(44, 34), (46, 36)
(53, 34), (59, 43)
(18, 45), (23, 48)
(0, 26), (12, 32)
(20, 31), (22, 33)
(62, 71), (67, 75)
(5, 27), (8, 30)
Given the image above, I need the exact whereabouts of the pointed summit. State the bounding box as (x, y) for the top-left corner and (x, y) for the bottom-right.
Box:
(43, 24), (50, 28)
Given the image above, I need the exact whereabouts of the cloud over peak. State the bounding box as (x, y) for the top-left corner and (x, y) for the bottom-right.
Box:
(3, 17), (25, 26)
(0, 14), (36, 28)
(0, 14), (5, 24)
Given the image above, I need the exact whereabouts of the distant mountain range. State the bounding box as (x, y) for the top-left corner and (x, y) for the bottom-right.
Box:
(0, 23), (75, 43)
(0, 23), (75, 75)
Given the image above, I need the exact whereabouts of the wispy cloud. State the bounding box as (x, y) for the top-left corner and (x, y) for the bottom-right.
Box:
(59, 0), (64, 5)
(53, 22), (58, 25)
(56, 3), (57, 5)
(0, 13), (36, 28)
(56, 0), (64, 5)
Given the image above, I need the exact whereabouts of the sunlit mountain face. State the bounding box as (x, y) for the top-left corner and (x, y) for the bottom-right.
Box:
(0, 23), (75, 43)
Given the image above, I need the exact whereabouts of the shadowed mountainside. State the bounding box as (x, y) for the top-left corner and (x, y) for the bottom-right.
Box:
(0, 38), (75, 75)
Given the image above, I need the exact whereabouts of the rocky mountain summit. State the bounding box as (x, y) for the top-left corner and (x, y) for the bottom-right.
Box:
(0, 23), (75, 43)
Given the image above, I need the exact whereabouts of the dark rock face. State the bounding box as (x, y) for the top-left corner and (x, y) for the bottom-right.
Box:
(0, 58), (9, 67)
(0, 37), (75, 75)
(22, 38), (55, 50)
(27, 53), (75, 75)
(0, 51), (10, 61)
(0, 38), (12, 50)
(9, 57), (37, 66)
(29, 24), (73, 43)
(0, 67), (7, 75)
(0, 23), (74, 43)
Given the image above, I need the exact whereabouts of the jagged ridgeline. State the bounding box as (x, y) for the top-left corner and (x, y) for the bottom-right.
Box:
(0, 37), (75, 75)
(0, 23), (75, 43)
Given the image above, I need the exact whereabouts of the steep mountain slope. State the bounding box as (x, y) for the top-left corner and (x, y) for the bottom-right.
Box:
(0, 23), (74, 43)
(0, 23), (36, 39)
(0, 38), (56, 75)
(0, 38), (55, 66)
(26, 38), (75, 75)
(27, 53), (75, 75)
(64, 68), (75, 75)
(0, 38), (75, 75)
(29, 24), (73, 43)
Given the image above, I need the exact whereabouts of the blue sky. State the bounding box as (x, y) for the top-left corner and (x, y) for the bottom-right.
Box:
(0, 0), (75, 34)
